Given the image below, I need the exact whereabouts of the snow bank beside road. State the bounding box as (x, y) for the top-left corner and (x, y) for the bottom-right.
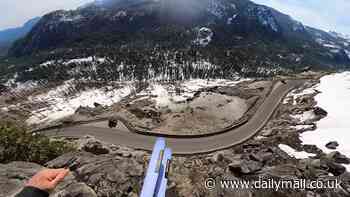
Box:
(300, 72), (350, 170)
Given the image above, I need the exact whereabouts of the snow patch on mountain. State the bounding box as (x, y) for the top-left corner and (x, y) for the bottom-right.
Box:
(2, 73), (40, 93)
(5, 81), (39, 93)
(279, 144), (316, 159)
(40, 61), (56, 67)
(345, 50), (350, 59)
(292, 124), (315, 131)
(322, 43), (344, 54)
(330, 49), (340, 54)
(292, 20), (305, 32)
(315, 38), (325, 45)
(323, 43), (341, 49)
(26, 80), (134, 125)
(138, 78), (248, 108)
(116, 10), (127, 17)
(59, 14), (84, 22)
(241, 65), (288, 76)
(4, 73), (18, 87)
(64, 57), (106, 65)
(291, 110), (317, 123)
(284, 85), (318, 105)
(194, 27), (213, 47)
(227, 14), (238, 25)
(40, 56), (107, 66)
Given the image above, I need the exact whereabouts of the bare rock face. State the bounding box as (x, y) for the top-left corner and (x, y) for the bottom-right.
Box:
(340, 172), (350, 193)
(52, 183), (97, 197)
(0, 162), (43, 197)
(75, 105), (105, 117)
(229, 159), (263, 175)
(326, 141), (340, 150)
(0, 150), (148, 197)
(46, 151), (146, 197)
(327, 162), (346, 176)
(261, 164), (301, 179)
(1, 147), (350, 197)
(77, 136), (110, 155)
(313, 107), (328, 118)
(326, 151), (350, 165)
(0, 157), (106, 197)
(82, 141), (110, 155)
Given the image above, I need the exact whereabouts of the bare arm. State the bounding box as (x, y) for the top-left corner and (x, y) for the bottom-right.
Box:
(15, 169), (69, 197)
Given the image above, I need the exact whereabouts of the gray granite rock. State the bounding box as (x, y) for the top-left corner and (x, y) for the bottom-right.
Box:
(326, 141), (340, 150)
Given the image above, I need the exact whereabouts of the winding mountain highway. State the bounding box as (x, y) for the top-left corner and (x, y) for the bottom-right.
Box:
(43, 80), (303, 155)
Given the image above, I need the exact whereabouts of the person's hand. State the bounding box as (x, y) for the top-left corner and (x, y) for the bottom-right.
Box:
(26, 169), (69, 191)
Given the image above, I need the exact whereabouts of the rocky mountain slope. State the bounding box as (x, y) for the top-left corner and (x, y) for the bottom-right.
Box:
(6, 0), (350, 77)
(0, 17), (40, 56)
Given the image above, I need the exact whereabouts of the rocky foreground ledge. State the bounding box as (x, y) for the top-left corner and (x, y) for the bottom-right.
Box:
(1, 135), (350, 197)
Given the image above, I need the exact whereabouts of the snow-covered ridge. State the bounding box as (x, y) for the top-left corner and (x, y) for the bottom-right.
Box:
(329, 31), (350, 41)
(321, 42), (348, 55)
(312, 30), (350, 56)
(292, 20), (305, 32)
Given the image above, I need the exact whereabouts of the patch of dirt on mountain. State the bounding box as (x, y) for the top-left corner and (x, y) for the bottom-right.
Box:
(153, 92), (249, 134)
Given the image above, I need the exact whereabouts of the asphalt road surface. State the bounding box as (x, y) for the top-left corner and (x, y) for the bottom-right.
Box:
(44, 80), (303, 155)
